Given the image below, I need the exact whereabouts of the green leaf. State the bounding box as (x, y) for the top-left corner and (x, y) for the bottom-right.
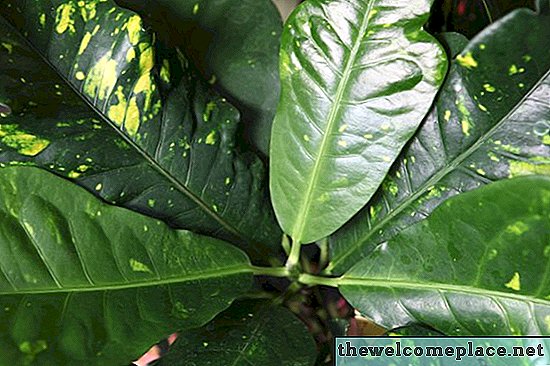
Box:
(0, 167), (253, 365)
(0, 0), (282, 261)
(340, 176), (550, 335)
(116, 0), (283, 156)
(329, 3), (550, 273)
(156, 300), (317, 366)
(436, 32), (469, 59)
(270, 0), (447, 244)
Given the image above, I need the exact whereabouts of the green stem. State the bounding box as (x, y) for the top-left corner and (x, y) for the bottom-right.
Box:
(251, 266), (290, 278)
(481, 0), (494, 23)
(281, 234), (291, 256)
(285, 239), (302, 270)
(298, 273), (340, 287)
(318, 237), (329, 270)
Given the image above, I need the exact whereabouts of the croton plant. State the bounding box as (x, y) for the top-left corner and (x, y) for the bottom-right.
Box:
(0, 0), (549, 364)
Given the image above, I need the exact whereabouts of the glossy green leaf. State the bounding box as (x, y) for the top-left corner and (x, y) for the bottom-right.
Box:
(156, 300), (317, 366)
(329, 2), (550, 273)
(270, 0), (447, 244)
(116, 0), (282, 156)
(0, 0), (281, 261)
(0, 167), (253, 365)
(340, 176), (550, 335)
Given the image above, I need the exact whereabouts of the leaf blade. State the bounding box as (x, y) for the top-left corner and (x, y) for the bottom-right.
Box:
(270, 0), (447, 244)
(340, 176), (550, 335)
(156, 300), (317, 366)
(329, 4), (550, 273)
(0, 0), (281, 260)
(116, 0), (283, 156)
(0, 166), (253, 364)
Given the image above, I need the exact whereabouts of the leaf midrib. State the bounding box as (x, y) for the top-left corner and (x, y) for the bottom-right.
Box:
(339, 276), (550, 307)
(0, 265), (252, 295)
(329, 67), (550, 271)
(0, 14), (247, 244)
(291, 0), (376, 242)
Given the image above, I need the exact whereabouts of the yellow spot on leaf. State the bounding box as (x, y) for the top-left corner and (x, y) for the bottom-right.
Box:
(1, 42), (12, 54)
(39, 13), (46, 28)
(338, 124), (348, 133)
(84, 52), (118, 100)
(95, 183), (102, 191)
(504, 272), (521, 291)
(456, 52), (478, 69)
(126, 15), (142, 45)
(205, 131), (217, 145)
(505, 221), (529, 236)
(338, 140), (347, 147)
(508, 64), (518, 75)
(77, 164), (89, 172)
(488, 153), (500, 162)
(456, 97), (473, 136)
(68, 171), (81, 178)
(444, 110), (451, 122)
(78, 32), (92, 55)
(160, 59), (170, 83)
(108, 86), (127, 126)
(79, 1), (97, 21)
(509, 160), (550, 178)
(55, 3), (75, 34)
(126, 48), (136, 62)
(483, 83), (495, 92)
(0, 125), (49, 156)
(386, 180), (398, 196)
(129, 258), (153, 273)
(124, 97), (140, 137)
(303, 134), (310, 142)
(75, 71), (85, 80)
(92, 24), (100, 36)
(317, 192), (330, 203)
(461, 119), (471, 136)
(478, 104), (487, 112)
(543, 135), (550, 145)
(203, 101), (216, 122)
(369, 205), (381, 220)
(139, 46), (154, 73)
(193, 3), (200, 14)
(134, 73), (153, 110)
(368, 9), (378, 20)
(364, 133), (373, 139)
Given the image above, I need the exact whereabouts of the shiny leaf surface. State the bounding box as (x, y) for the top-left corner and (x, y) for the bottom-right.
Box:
(116, 0), (283, 155)
(0, 0), (281, 261)
(270, 0), (447, 244)
(0, 167), (252, 365)
(329, 2), (550, 273)
(341, 176), (550, 335)
(156, 300), (317, 366)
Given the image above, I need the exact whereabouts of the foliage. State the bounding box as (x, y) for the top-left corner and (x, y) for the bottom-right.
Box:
(0, 0), (548, 365)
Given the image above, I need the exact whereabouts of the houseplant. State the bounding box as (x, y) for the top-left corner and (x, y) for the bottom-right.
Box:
(0, 0), (548, 364)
